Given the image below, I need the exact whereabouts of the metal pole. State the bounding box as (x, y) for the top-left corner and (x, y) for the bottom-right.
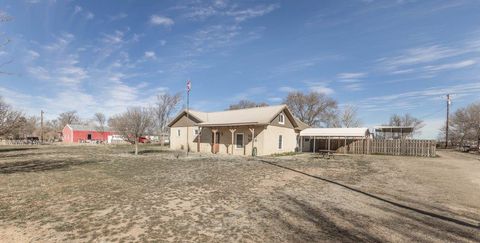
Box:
(40, 110), (44, 144)
(186, 86), (190, 156)
(445, 94), (450, 149)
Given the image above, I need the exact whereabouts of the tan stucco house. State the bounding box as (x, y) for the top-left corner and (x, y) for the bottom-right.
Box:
(168, 105), (309, 156)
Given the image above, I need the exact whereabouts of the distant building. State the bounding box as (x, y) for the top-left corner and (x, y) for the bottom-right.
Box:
(374, 126), (414, 139)
(62, 124), (115, 143)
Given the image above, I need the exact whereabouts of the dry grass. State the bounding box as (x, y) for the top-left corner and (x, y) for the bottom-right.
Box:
(0, 145), (479, 242)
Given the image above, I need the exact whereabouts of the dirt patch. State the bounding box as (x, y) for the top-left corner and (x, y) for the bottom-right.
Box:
(0, 145), (479, 242)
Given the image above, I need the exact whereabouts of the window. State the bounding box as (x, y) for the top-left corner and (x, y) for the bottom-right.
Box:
(194, 128), (199, 135)
(278, 135), (283, 149)
(177, 129), (181, 137)
(279, 113), (285, 125)
(236, 133), (244, 148)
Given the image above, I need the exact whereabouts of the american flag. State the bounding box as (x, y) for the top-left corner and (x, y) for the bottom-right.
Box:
(186, 80), (191, 92)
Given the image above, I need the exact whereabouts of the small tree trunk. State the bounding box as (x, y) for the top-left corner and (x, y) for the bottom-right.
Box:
(160, 129), (164, 147)
(135, 140), (138, 155)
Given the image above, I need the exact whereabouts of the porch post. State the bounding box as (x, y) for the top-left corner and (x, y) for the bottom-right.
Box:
(313, 136), (316, 153)
(229, 128), (236, 155)
(212, 129), (218, 154)
(249, 127), (255, 156)
(197, 127), (201, 152)
(328, 137), (331, 151)
(300, 136), (303, 152)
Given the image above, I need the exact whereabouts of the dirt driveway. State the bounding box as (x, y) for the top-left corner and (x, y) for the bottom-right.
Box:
(0, 145), (479, 242)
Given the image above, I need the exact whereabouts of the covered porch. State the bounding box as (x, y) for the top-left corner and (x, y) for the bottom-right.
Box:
(195, 123), (265, 156)
(299, 128), (370, 154)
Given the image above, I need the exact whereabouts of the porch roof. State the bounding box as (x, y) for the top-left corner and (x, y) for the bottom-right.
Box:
(300, 128), (370, 138)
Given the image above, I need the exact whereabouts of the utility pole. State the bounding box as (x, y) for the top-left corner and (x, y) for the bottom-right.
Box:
(445, 94), (450, 149)
(40, 110), (44, 144)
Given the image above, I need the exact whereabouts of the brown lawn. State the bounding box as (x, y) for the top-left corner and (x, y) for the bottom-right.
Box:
(0, 145), (479, 242)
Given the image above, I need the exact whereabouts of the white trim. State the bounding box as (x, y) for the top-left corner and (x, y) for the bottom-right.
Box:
(279, 113), (285, 125)
(235, 133), (244, 149)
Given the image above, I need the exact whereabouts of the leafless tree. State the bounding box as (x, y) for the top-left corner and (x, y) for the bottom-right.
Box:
(284, 91), (338, 127)
(386, 113), (424, 135)
(445, 102), (480, 148)
(0, 11), (13, 75)
(94, 112), (106, 138)
(57, 111), (80, 129)
(153, 93), (181, 145)
(44, 120), (60, 142)
(338, 105), (362, 128)
(0, 96), (24, 137)
(109, 107), (154, 155)
(227, 100), (269, 110)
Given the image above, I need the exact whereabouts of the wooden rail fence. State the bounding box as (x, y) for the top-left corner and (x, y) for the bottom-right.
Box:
(339, 139), (436, 157)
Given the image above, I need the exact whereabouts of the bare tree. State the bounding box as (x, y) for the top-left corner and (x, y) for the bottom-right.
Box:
(0, 96), (24, 137)
(284, 91), (338, 127)
(446, 102), (480, 148)
(0, 11), (13, 75)
(109, 107), (154, 155)
(153, 93), (181, 145)
(386, 113), (424, 135)
(227, 100), (269, 110)
(339, 105), (362, 128)
(57, 111), (80, 129)
(94, 112), (107, 142)
(44, 120), (60, 142)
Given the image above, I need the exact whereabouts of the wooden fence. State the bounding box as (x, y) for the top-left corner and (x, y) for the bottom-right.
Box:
(338, 139), (436, 157)
(0, 139), (41, 145)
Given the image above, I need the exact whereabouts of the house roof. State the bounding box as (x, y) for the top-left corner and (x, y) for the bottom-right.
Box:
(300, 128), (370, 137)
(168, 104), (306, 129)
(67, 124), (113, 132)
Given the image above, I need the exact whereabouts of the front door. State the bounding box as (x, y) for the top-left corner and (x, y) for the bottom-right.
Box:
(87, 134), (92, 140)
(212, 132), (220, 153)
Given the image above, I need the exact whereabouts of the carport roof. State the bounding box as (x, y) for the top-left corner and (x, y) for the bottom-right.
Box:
(300, 128), (370, 137)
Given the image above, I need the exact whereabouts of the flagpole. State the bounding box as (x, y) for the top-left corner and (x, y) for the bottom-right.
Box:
(186, 80), (190, 157)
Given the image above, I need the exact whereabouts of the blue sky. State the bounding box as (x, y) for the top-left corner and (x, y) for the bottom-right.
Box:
(1, 0), (480, 138)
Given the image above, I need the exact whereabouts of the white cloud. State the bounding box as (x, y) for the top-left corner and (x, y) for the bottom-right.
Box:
(378, 45), (459, 71)
(357, 81), (480, 112)
(226, 4), (279, 22)
(73, 5), (83, 15)
(101, 30), (125, 44)
(27, 50), (40, 59)
(424, 59), (476, 72)
(43, 33), (74, 51)
(150, 15), (174, 27)
(309, 85), (334, 95)
(186, 24), (262, 56)
(85, 12), (95, 20)
(337, 72), (367, 79)
(144, 51), (157, 60)
(27, 66), (50, 80)
(160, 40), (167, 46)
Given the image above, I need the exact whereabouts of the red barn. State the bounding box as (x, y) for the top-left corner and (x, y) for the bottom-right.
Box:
(62, 124), (115, 143)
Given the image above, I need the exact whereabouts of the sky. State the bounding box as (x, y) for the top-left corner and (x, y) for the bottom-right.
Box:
(1, 0), (480, 138)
